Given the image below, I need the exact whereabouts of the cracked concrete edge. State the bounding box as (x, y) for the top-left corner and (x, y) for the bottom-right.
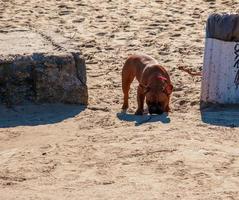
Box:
(71, 52), (87, 86)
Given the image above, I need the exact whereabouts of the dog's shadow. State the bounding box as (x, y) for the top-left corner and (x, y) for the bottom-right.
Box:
(117, 111), (170, 126)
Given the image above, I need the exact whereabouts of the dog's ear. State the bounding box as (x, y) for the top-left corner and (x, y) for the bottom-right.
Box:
(165, 84), (173, 95)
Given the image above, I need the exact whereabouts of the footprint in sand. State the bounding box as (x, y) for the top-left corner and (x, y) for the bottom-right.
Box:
(72, 18), (85, 23)
(59, 10), (73, 16)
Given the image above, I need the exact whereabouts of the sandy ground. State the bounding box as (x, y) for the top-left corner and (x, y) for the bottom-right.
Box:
(1, 0), (239, 199)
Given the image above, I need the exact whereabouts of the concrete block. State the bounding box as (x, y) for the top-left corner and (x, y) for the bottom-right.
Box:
(0, 29), (88, 105)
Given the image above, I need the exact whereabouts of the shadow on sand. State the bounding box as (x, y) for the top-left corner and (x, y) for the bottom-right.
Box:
(117, 112), (170, 126)
(201, 104), (239, 127)
(0, 104), (86, 128)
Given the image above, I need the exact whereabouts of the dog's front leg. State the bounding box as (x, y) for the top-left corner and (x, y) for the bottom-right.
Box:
(135, 85), (145, 115)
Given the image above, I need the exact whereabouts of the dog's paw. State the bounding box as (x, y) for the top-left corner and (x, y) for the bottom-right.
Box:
(121, 108), (127, 113)
(135, 109), (144, 115)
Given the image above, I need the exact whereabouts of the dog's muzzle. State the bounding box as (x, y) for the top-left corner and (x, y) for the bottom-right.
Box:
(148, 104), (164, 115)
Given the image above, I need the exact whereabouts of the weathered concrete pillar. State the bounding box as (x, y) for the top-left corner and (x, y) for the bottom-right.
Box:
(0, 29), (88, 105)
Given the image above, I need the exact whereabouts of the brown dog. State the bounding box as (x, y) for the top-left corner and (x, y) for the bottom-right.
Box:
(122, 54), (173, 115)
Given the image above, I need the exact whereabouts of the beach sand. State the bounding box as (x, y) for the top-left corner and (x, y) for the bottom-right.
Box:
(0, 0), (239, 199)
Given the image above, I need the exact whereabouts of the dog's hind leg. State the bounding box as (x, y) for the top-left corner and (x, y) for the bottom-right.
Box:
(121, 60), (136, 111)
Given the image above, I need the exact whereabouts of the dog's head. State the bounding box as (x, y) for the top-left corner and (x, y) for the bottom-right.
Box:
(141, 76), (173, 114)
